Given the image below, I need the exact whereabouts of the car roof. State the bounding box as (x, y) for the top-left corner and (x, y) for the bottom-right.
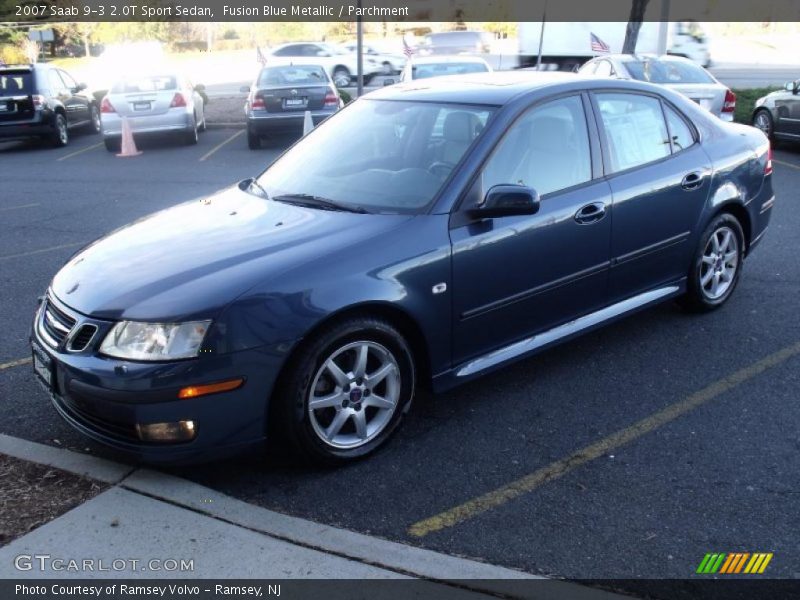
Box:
(369, 71), (695, 106)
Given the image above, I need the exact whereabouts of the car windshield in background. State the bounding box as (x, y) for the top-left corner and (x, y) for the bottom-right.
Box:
(257, 99), (495, 214)
(0, 71), (33, 95)
(111, 75), (177, 93)
(413, 63), (489, 79)
(623, 60), (714, 84)
(258, 66), (327, 86)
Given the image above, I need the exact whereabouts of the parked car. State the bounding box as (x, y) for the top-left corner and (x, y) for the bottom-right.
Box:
(0, 63), (100, 147)
(338, 42), (406, 75)
(752, 79), (800, 142)
(395, 55), (492, 83)
(266, 42), (381, 87)
(578, 54), (735, 121)
(418, 30), (494, 56)
(32, 73), (773, 465)
(100, 73), (206, 151)
(242, 64), (342, 149)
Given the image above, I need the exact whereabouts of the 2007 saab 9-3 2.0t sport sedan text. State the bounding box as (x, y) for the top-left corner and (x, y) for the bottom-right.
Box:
(31, 72), (774, 465)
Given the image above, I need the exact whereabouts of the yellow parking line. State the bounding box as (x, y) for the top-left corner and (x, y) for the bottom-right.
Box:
(0, 203), (39, 212)
(0, 241), (85, 262)
(0, 357), (31, 371)
(408, 341), (800, 538)
(773, 159), (800, 170)
(57, 141), (104, 162)
(199, 130), (245, 162)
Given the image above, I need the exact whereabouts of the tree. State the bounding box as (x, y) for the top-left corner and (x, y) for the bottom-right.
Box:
(622, 0), (652, 54)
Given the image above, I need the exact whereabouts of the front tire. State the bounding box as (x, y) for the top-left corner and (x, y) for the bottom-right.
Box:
(272, 317), (415, 465)
(680, 213), (744, 312)
(753, 109), (774, 140)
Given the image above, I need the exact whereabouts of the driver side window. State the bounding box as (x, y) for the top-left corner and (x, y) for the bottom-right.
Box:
(480, 95), (592, 198)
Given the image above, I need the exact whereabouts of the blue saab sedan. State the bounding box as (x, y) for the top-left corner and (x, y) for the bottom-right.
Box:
(31, 72), (774, 465)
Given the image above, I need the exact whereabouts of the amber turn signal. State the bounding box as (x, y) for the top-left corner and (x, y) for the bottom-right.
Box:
(178, 378), (244, 399)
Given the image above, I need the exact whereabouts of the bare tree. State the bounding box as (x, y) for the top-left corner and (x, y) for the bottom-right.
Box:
(622, 0), (652, 54)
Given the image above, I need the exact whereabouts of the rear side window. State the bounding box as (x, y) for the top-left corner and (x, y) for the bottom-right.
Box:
(48, 70), (68, 94)
(481, 95), (592, 197)
(0, 71), (34, 94)
(664, 105), (695, 152)
(596, 93), (670, 172)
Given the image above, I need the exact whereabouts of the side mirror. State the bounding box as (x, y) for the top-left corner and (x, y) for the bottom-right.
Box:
(240, 86), (250, 93)
(194, 83), (205, 92)
(75, 82), (87, 92)
(469, 185), (540, 219)
(383, 78), (395, 86)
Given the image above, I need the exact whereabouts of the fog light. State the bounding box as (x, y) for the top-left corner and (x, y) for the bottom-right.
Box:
(136, 420), (196, 442)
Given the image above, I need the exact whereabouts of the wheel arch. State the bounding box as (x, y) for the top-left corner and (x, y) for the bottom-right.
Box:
(715, 202), (752, 254)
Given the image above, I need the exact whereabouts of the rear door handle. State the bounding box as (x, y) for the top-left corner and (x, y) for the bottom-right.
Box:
(681, 172), (704, 191)
(574, 202), (606, 224)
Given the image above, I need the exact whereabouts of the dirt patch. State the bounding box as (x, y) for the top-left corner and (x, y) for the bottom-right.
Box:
(0, 454), (106, 547)
(205, 95), (247, 125)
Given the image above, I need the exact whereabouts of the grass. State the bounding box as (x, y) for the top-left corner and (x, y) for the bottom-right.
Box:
(732, 87), (780, 124)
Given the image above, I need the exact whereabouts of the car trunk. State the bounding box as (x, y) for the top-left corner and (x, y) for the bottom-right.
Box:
(109, 89), (177, 118)
(666, 83), (725, 115)
(0, 70), (35, 123)
(256, 84), (328, 113)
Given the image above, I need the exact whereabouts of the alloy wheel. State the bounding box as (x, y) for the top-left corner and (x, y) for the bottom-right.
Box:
(57, 116), (68, 145)
(308, 341), (401, 449)
(700, 226), (739, 300)
(754, 111), (771, 137)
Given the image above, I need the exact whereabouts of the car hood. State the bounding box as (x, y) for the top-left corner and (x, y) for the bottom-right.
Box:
(52, 185), (411, 321)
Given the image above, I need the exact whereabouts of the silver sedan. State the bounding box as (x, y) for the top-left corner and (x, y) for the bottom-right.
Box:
(100, 73), (206, 151)
(579, 54), (736, 121)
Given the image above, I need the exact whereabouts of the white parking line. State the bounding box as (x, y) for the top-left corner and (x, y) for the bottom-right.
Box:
(0, 203), (39, 212)
(199, 130), (245, 162)
(0, 241), (85, 262)
(773, 159), (800, 170)
(0, 357), (31, 371)
(57, 141), (104, 162)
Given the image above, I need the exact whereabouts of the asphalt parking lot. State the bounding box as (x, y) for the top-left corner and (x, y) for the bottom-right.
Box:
(1, 127), (799, 588)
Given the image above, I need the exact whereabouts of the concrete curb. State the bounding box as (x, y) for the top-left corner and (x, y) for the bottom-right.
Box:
(0, 434), (626, 598)
(0, 433), (133, 484)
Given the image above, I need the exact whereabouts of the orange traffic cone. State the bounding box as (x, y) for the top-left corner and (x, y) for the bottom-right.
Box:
(117, 117), (142, 157)
(303, 110), (314, 136)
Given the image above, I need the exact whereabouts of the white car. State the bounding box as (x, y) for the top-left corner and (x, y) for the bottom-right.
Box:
(266, 42), (381, 87)
(397, 55), (493, 83)
(338, 42), (406, 75)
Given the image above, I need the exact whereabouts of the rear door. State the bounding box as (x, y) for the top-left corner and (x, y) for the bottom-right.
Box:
(774, 85), (800, 136)
(0, 69), (35, 123)
(450, 94), (613, 364)
(47, 68), (74, 123)
(592, 92), (711, 302)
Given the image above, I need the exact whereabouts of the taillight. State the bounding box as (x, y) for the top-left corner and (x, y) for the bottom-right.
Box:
(32, 94), (46, 110)
(722, 89), (736, 113)
(100, 97), (115, 113)
(250, 95), (265, 110)
(170, 93), (187, 108)
(765, 145), (773, 176)
(323, 89), (339, 107)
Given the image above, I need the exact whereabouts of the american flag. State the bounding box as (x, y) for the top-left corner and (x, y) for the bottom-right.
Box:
(256, 46), (267, 65)
(590, 33), (610, 53)
(402, 38), (414, 59)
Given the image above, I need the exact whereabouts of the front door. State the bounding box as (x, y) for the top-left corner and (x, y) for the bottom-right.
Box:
(450, 94), (612, 365)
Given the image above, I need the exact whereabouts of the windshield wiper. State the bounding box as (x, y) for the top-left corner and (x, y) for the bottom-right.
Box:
(272, 193), (370, 214)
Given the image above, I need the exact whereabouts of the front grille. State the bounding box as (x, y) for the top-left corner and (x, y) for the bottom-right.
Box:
(39, 300), (77, 348)
(68, 324), (97, 352)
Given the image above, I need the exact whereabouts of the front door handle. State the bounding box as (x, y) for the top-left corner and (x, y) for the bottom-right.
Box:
(574, 202), (606, 224)
(681, 172), (704, 191)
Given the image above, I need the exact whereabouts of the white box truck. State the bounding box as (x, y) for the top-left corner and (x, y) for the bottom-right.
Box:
(517, 22), (711, 71)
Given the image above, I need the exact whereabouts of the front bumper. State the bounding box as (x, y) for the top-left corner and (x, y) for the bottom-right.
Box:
(31, 295), (289, 465)
(246, 109), (336, 134)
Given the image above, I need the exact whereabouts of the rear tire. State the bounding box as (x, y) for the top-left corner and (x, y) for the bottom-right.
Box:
(184, 118), (199, 145)
(52, 114), (68, 147)
(103, 137), (120, 153)
(247, 128), (260, 150)
(679, 213), (744, 312)
(270, 317), (415, 465)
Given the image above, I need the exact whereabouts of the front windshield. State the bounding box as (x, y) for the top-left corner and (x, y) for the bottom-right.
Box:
(624, 60), (713, 84)
(256, 99), (495, 214)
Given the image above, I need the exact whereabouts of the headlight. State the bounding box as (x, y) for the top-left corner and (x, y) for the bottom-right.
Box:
(100, 321), (210, 361)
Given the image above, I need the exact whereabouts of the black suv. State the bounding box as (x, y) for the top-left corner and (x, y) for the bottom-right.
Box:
(0, 63), (100, 147)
